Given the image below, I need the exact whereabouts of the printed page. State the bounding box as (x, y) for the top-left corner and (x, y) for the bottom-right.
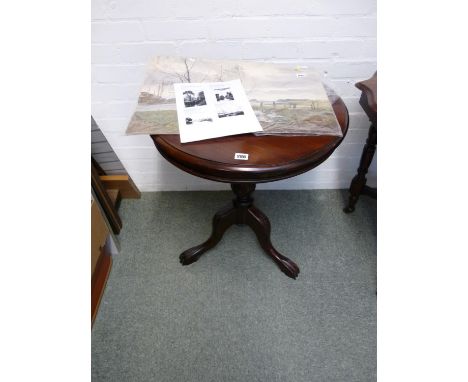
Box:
(174, 79), (263, 143)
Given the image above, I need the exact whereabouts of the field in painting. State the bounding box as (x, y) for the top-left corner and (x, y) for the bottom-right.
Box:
(251, 99), (339, 134)
(127, 110), (179, 134)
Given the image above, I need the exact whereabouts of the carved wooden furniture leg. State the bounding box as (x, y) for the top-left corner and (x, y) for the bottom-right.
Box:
(344, 123), (377, 213)
(179, 183), (300, 279)
(179, 203), (236, 265)
(245, 205), (300, 279)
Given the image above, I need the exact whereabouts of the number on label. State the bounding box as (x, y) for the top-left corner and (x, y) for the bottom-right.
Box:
(234, 153), (249, 160)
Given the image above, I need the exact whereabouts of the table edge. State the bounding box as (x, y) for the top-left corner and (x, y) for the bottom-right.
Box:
(151, 97), (349, 183)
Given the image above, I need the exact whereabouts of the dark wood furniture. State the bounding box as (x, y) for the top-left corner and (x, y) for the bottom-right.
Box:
(91, 237), (112, 326)
(151, 96), (349, 279)
(92, 161), (122, 234)
(344, 72), (377, 213)
(91, 194), (113, 326)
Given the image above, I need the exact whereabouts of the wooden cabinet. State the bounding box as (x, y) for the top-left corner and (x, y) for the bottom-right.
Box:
(91, 197), (113, 326)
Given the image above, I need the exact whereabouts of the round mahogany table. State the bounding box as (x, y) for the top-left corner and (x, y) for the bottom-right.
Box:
(151, 96), (349, 279)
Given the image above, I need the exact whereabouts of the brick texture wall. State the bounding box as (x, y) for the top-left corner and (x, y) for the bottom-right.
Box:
(92, 0), (377, 191)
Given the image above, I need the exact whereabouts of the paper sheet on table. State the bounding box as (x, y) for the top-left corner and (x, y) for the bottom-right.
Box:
(174, 79), (262, 143)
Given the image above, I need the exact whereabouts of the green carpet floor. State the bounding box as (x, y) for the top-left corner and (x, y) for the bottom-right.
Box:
(92, 190), (376, 382)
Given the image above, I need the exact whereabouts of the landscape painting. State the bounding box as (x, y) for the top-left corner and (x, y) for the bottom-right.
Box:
(126, 57), (342, 137)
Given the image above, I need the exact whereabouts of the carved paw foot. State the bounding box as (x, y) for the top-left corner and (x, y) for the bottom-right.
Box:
(179, 245), (206, 265)
(275, 256), (300, 279)
(343, 205), (355, 213)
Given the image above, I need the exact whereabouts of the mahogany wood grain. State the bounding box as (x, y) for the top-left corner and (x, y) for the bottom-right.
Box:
(151, 98), (348, 183)
(151, 95), (349, 279)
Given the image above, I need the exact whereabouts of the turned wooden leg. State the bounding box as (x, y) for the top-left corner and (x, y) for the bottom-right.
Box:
(179, 182), (300, 279)
(344, 123), (377, 213)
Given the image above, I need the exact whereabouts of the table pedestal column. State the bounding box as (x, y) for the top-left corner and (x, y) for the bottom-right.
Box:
(344, 123), (377, 213)
(179, 183), (300, 279)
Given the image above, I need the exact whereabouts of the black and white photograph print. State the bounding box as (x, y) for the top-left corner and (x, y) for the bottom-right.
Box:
(218, 110), (244, 118)
(216, 103), (245, 118)
(183, 90), (206, 107)
(214, 87), (235, 102)
(185, 116), (213, 125)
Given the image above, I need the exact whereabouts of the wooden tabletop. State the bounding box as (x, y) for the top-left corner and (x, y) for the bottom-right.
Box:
(151, 96), (349, 184)
(356, 72), (377, 114)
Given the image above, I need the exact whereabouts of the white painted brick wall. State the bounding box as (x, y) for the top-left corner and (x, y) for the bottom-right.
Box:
(92, 0), (377, 191)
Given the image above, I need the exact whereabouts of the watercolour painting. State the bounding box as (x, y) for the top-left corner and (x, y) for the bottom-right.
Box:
(126, 57), (342, 137)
